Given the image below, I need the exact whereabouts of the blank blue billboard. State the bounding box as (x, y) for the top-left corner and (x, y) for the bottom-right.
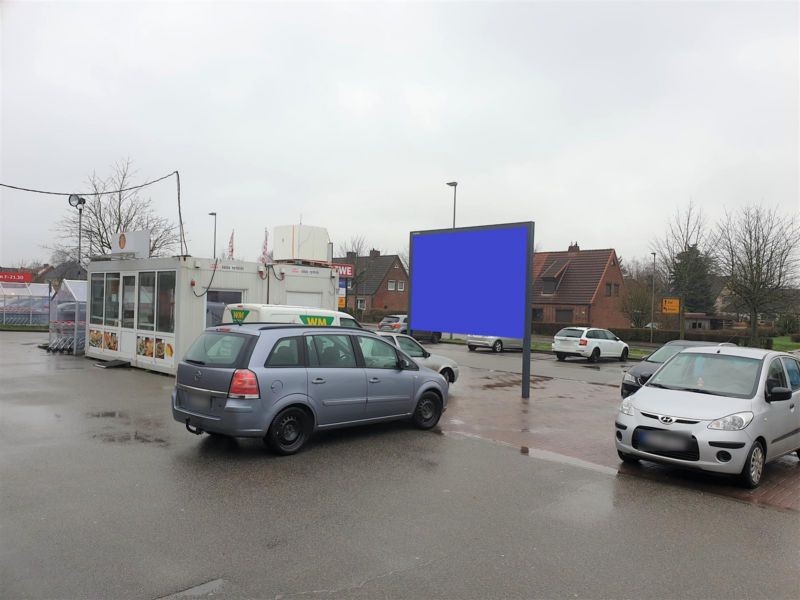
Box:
(409, 223), (534, 338)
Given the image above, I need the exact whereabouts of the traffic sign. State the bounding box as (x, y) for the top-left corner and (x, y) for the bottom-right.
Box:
(661, 298), (680, 315)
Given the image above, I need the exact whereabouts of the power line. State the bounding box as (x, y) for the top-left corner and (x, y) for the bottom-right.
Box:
(1, 169), (189, 255)
(0, 170), (178, 196)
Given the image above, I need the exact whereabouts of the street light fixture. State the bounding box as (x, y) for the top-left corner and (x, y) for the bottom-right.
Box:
(446, 181), (457, 229)
(68, 194), (87, 356)
(209, 212), (217, 259)
(650, 251), (657, 343)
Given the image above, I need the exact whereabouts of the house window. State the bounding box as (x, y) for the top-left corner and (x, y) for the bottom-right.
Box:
(555, 309), (573, 323)
(542, 280), (556, 295)
(532, 308), (544, 322)
(398, 281), (405, 292)
(347, 280), (352, 289)
(605, 283), (612, 296)
(357, 298), (366, 310)
(388, 280), (396, 291)
(393, 263), (399, 269)
(613, 283), (620, 297)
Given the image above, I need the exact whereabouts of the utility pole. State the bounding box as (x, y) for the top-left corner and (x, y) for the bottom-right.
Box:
(68, 195), (86, 356)
(650, 252), (656, 343)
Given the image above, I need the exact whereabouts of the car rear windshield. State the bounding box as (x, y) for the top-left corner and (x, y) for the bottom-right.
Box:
(555, 328), (583, 338)
(646, 344), (689, 364)
(647, 353), (762, 399)
(381, 316), (399, 323)
(183, 332), (253, 368)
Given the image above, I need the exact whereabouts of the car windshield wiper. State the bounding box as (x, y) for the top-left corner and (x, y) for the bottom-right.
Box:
(680, 387), (716, 395)
(646, 382), (674, 390)
(185, 359), (206, 366)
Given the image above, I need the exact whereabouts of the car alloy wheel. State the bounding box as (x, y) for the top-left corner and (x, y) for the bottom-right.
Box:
(493, 340), (503, 353)
(620, 348), (629, 362)
(740, 441), (765, 488)
(589, 348), (600, 363)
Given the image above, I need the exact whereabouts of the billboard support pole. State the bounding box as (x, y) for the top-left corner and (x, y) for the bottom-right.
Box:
(522, 222), (534, 399)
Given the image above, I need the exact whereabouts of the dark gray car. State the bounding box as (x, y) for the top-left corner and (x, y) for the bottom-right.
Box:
(172, 324), (448, 454)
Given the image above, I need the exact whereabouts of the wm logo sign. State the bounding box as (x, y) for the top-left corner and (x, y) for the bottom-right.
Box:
(300, 315), (334, 326)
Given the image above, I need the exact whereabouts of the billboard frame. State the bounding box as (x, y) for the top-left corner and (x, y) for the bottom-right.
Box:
(408, 221), (535, 398)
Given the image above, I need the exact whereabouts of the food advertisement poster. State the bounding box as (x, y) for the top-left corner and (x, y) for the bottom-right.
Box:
(137, 335), (154, 358)
(89, 330), (102, 348)
(103, 332), (119, 352)
(155, 338), (174, 361)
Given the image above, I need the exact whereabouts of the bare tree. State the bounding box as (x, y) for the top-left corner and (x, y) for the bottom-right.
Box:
(620, 279), (653, 328)
(714, 204), (800, 341)
(653, 201), (716, 312)
(397, 245), (409, 273)
(336, 234), (367, 259)
(52, 159), (179, 264)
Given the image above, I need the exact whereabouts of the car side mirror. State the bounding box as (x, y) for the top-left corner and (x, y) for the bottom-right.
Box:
(766, 386), (792, 402)
(640, 373), (653, 384)
(615, 337), (620, 341)
(397, 358), (411, 370)
(423, 350), (430, 358)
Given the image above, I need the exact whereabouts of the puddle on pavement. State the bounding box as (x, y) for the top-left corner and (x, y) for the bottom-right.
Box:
(480, 375), (552, 390)
(86, 410), (129, 419)
(91, 431), (168, 445)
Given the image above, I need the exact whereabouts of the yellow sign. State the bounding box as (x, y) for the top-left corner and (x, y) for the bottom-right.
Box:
(661, 298), (680, 314)
(230, 309), (250, 324)
(338, 296), (346, 309)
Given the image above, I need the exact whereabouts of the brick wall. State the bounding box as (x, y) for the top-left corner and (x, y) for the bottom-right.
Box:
(589, 259), (628, 329)
(372, 267), (408, 311)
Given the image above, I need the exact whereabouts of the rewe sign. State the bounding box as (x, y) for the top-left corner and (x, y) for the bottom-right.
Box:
(0, 271), (33, 283)
(331, 263), (354, 278)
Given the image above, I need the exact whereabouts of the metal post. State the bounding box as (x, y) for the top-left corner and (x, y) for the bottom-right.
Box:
(650, 252), (656, 343)
(210, 212), (217, 259)
(522, 222), (535, 399)
(452, 185), (457, 229)
(74, 206), (82, 355)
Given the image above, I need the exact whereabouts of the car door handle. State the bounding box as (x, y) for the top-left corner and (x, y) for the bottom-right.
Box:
(312, 377), (326, 384)
(369, 377), (381, 383)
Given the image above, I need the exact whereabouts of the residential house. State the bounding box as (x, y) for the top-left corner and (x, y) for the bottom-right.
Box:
(333, 249), (408, 313)
(532, 243), (628, 328)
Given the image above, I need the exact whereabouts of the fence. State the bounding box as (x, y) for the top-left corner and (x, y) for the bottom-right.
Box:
(47, 280), (87, 354)
(0, 282), (50, 327)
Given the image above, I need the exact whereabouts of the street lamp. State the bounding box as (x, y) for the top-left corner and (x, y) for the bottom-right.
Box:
(209, 212), (217, 259)
(650, 251), (657, 343)
(446, 181), (457, 228)
(68, 194), (86, 355)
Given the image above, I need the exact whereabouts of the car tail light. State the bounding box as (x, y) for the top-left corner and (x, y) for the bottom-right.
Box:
(229, 369), (260, 398)
(579, 339), (588, 346)
(392, 323), (402, 329)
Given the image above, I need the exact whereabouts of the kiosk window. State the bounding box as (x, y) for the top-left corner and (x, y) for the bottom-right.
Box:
(156, 271), (176, 333)
(122, 276), (136, 329)
(90, 274), (104, 325)
(104, 273), (120, 327)
(138, 272), (155, 330)
(206, 290), (243, 328)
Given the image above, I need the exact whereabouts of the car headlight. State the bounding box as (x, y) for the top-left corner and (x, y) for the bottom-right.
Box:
(619, 397), (635, 416)
(707, 412), (754, 431)
(623, 373), (637, 384)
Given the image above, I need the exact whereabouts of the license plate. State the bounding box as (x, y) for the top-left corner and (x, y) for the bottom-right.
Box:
(640, 431), (690, 452)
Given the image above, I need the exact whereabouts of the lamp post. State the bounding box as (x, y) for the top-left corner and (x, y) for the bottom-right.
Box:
(446, 181), (457, 228)
(209, 212), (217, 259)
(68, 195), (86, 355)
(650, 251), (656, 343)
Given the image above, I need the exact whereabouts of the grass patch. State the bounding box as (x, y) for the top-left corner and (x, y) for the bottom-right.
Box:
(0, 325), (49, 332)
(773, 336), (800, 352)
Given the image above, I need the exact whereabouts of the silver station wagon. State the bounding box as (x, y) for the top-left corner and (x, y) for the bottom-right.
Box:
(615, 346), (800, 488)
(172, 324), (449, 454)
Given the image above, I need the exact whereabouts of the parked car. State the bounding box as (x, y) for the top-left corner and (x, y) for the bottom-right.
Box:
(378, 332), (459, 383)
(621, 340), (736, 397)
(615, 346), (800, 488)
(172, 324), (448, 454)
(466, 334), (523, 353)
(378, 315), (442, 343)
(552, 327), (629, 362)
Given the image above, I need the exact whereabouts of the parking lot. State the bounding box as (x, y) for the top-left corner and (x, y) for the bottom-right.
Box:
(2, 331), (799, 599)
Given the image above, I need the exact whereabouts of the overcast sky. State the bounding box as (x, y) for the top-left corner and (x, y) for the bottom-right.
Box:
(1, 1), (797, 267)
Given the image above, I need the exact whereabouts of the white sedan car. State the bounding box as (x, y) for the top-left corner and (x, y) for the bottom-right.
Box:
(378, 333), (459, 383)
(615, 346), (800, 488)
(552, 326), (629, 362)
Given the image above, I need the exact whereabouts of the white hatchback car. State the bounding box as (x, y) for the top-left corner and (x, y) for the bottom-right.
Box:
(379, 333), (459, 383)
(615, 346), (800, 488)
(552, 327), (629, 362)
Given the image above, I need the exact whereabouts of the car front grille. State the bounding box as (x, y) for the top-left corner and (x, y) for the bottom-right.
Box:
(640, 411), (699, 425)
(632, 426), (700, 461)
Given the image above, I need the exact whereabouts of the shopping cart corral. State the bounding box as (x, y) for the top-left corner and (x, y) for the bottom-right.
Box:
(47, 280), (87, 355)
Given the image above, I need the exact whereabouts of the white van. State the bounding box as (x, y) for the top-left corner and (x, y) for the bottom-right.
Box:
(221, 304), (363, 329)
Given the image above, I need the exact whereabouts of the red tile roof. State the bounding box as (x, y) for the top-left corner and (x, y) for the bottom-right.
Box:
(532, 249), (615, 304)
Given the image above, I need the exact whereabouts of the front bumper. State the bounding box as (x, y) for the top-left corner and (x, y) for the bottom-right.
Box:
(614, 411), (752, 475)
(171, 388), (266, 438)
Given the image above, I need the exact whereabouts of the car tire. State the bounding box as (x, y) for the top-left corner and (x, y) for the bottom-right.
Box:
(467, 345), (476, 352)
(556, 353), (566, 362)
(617, 450), (640, 464)
(412, 392), (442, 430)
(739, 440), (766, 489)
(265, 407), (312, 455)
(492, 340), (503, 353)
(619, 347), (629, 362)
(589, 347), (600, 363)
(431, 332), (442, 344)
(440, 368), (454, 383)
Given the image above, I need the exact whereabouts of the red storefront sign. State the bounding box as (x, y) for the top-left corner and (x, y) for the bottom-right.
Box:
(331, 263), (354, 278)
(0, 271), (33, 283)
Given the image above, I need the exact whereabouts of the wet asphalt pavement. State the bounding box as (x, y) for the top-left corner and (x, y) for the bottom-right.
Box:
(2, 332), (799, 599)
